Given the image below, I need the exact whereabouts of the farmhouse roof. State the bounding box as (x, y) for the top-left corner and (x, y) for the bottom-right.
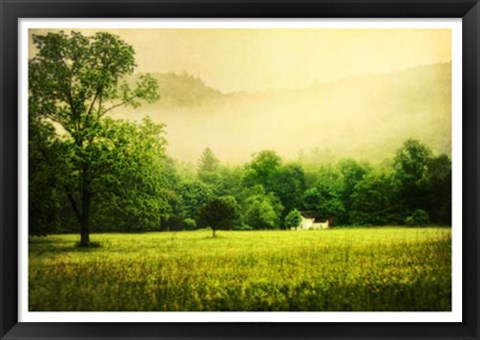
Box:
(299, 211), (329, 220)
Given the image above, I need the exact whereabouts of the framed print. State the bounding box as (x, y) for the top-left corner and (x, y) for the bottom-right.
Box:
(1, 1), (479, 339)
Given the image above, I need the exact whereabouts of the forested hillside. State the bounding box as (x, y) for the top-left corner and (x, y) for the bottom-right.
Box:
(112, 62), (451, 164)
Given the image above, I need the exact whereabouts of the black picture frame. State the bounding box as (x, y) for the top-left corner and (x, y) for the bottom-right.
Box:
(1, 1), (479, 339)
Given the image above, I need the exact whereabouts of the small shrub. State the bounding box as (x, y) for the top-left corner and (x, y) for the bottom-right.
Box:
(183, 218), (197, 230)
(285, 209), (302, 230)
(233, 224), (253, 231)
(405, 209), (431, 226)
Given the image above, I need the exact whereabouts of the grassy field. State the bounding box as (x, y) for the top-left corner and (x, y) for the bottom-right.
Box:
(29, 227), (451, 311)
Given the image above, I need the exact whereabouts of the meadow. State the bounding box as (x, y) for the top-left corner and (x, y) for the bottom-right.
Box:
(29, 227), (451, 311)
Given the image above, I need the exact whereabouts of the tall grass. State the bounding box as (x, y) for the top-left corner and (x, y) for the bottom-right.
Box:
(29, 227), (451, 311)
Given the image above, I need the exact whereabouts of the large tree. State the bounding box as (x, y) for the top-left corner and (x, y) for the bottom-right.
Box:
(197, 147), (220, 173)
(273, 163), (306, 222)
(243, 194), (281, 230)
(338, 159), (370, 224)
(91, 118), (174, 232)
(197, 147), (222, 191)
(425, 155), (451, 224)
(200, 196), (240, 237)
(393, 139), (432, 214)
(302, 166), (346, 223)
(29, 113), (62, 235)
(349, 171), (402, 225)
(29, 31), (159, 245)
(243, 150), (282, 193)
(179, 180), (214, 225)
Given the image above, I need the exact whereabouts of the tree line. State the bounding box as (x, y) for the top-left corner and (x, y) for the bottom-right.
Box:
(31, 128), (452, 237)
(29, 31), (451, 244)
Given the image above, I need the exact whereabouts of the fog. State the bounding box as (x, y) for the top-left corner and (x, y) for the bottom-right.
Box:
(31, 28), (452, 164)
(113, 62), (451, 164)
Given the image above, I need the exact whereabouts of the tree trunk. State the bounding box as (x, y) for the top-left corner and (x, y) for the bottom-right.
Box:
(212, 228), (216, 238)
(80, 219), (90, 245)
(80, 165), (91, 246)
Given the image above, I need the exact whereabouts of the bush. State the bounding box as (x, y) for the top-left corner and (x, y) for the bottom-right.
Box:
(285, 209), (302, 230)
(405, 209), (431, 226)
(244, 196), (279, 230)
(233, 224), (253, 231)
(183, 218), (197, 230)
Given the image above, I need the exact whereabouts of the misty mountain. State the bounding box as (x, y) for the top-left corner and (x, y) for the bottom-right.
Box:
(111, 62), (451, 164)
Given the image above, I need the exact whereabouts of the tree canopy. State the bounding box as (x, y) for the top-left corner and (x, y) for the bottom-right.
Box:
(29, 31), (160, 245)
(200, 196), (240, 237)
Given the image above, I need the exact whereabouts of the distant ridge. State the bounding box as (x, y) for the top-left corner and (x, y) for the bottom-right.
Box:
(114, 62), (452, 164)
(126, 72), (222, 107)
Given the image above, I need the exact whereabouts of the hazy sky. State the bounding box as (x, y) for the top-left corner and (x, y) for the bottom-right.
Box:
(30, 28), (451, 92)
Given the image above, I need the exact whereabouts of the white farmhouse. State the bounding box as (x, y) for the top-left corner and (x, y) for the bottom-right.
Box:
(298, 211), (332, 230)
